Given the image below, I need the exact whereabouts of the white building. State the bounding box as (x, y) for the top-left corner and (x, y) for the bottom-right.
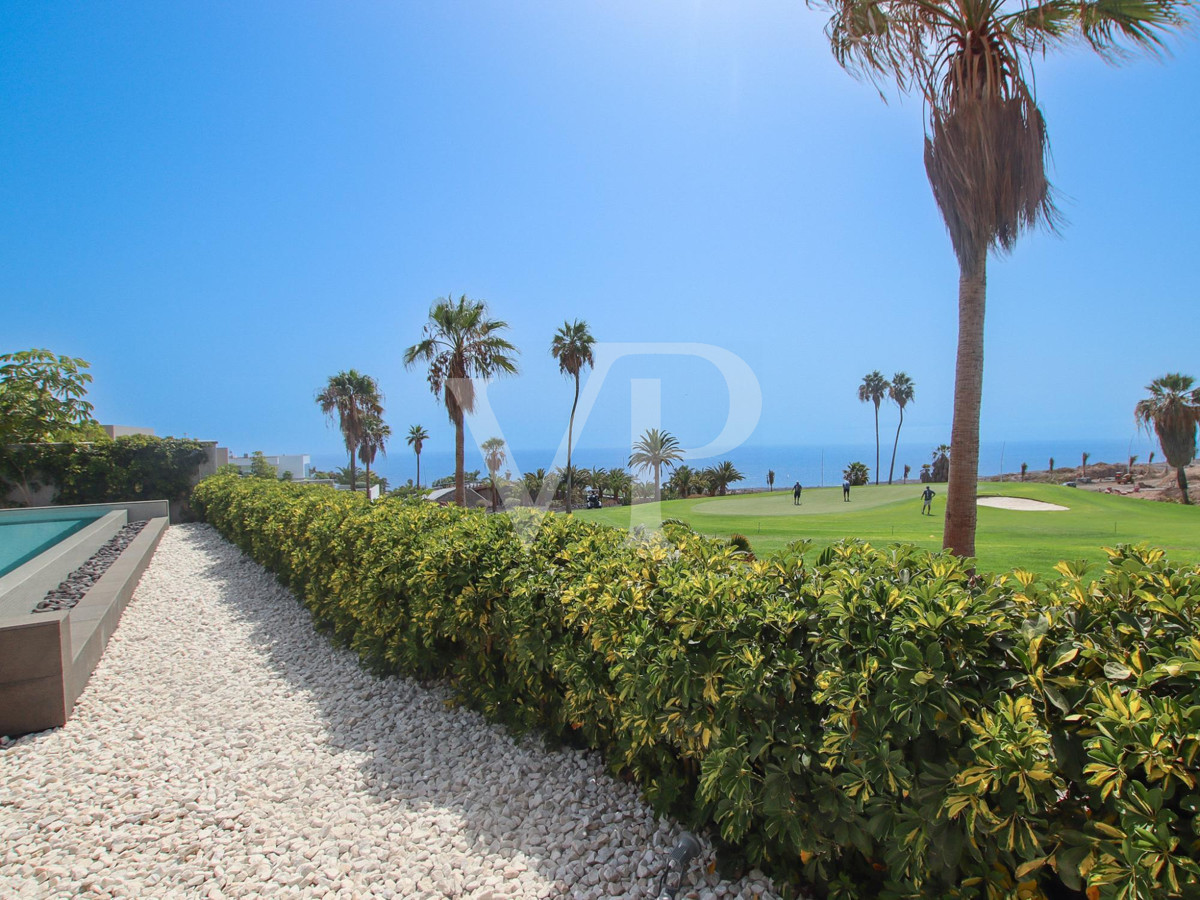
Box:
(227, 453), (312, 481)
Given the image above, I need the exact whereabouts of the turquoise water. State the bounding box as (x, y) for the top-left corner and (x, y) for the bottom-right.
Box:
(0, 516), (101, 577)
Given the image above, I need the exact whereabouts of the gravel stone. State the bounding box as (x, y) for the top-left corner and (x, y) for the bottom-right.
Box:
(33, 520), (149, 613)
(0, 524), (790, 899)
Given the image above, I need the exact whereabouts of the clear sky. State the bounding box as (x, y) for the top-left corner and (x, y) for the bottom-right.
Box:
(3, 1), (1197, 473)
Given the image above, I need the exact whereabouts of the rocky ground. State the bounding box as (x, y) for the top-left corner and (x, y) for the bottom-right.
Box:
(33, 520), (148, 614)
(0, 524), (784, 900)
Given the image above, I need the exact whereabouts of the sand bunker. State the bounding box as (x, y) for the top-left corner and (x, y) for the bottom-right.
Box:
(977, 496), (1068, 512)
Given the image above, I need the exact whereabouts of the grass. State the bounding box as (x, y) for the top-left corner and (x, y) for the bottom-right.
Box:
(575, 481), (1200, 577)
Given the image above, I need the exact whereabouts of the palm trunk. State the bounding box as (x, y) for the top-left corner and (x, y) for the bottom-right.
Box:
(364, 457), (371, 500)
(565, 374), (579, 514)
(654, 464), (661, 502)
(348, 449), (357, 492)
(874, 404), (880, 485)
(454, 412), (465, 507)
(888, 407), (903, 485)
(415, 450), (421, 489)
(943, 248), (987, 558)
(1178, 466), (1192, 504)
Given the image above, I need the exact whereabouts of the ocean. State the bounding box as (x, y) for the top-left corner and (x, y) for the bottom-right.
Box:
(313, 435), (1161, 491)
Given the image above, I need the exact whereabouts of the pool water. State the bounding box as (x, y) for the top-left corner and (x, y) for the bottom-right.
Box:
(0, 516), (103, 578)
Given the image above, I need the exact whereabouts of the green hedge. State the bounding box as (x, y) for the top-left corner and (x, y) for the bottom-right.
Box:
(193, 475), (1200, 899)
(1, 435), (209, 511)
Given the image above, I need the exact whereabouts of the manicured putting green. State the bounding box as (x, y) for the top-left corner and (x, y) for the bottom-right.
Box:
(575, 482), (1199, 577)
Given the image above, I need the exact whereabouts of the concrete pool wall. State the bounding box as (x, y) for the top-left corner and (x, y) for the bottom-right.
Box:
(0, 501), (169, 736)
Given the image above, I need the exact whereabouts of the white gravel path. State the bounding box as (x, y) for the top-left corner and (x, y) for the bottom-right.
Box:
(1, 524), (783, 900)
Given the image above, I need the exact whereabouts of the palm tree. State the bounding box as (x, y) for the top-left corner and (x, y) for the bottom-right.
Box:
(857, 371), (890, 486)
(1082, 452), (1090, 480)
(815, 0), (1192, 556)
(843, 461), (870, 486)
(886, 372), (914, 484)
(903, 463), (911, 483)
(767, 469), (775, 492)
(550, 320), (596, 514)
(709, 460), (744, 496)
(1020, 462), (1028, 482)
(482, 436), (506, 512)
(669, 464), (695, 499)
(404, 296), (519, 506)
(1049, 457), (1055, 480)
(408, 427), (432, 489)
(316, 370), (383, 493)
(606, 467), (632, 505)
(1135, 373), (1200, 504)
(629, 428), (684, 501)
(358, 415), (391, 500)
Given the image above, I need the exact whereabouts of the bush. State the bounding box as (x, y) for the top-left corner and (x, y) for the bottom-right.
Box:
(2, 435), (210, 512)
(193, 475), (1200, 899)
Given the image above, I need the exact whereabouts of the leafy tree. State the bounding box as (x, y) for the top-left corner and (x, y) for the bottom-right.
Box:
(550, 319), (595, 514)
(814, 0), (1192, 556)
(0, 349), (95, 446)
(843, 461), (870, 486)
(316, 370), (383, 492)
(248, 451), (276, 479)
(482, 436), (506, 512)
(629, 428), (684, 501)
(404, 295), (519, 506)
(886, 372), (914, 484)
(903, 463), (911, 483)
(1128, 454), (1138, 476)
(767, 469), (775, 492)
(858, 371), (890, 485)
(920, 462), (933, 483)
(406, 425), (429, 488)
(1135, 373), (1200, 504)
(358, 415), (391, 500)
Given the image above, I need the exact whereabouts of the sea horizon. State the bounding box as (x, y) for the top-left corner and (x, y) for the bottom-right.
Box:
(312, 435), (1162, 492)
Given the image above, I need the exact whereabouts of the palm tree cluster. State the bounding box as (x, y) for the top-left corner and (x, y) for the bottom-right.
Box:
(858, 371), (915, 485)
(628, 428), (684, 501)
(316, 370), (385, 495)
(666, 459), (744, 498)
(1135, 373), (1200, 504)
(818, 0), (1193, 556)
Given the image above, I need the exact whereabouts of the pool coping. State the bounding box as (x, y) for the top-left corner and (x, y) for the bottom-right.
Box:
(0, 503), (169, 737)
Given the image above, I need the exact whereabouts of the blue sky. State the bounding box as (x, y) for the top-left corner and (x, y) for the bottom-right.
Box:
(3, 1), (1197, 473)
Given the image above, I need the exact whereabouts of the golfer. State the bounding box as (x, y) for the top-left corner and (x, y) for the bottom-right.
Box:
(921, 485), (935, 515)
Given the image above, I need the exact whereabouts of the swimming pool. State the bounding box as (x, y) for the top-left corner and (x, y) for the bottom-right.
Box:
(0, 515), (104, 577)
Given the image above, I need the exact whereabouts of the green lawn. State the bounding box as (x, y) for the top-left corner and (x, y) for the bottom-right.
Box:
(576, 482), (1200, 576)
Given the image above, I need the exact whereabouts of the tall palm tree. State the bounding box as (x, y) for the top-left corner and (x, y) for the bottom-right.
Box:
(316, 370), (383, 493)
(406, 425), (429, 488)
(858, 371), (890, 485)
(767, 469), (775, 492)
(550, 320), (596, 514)
(816, 0), (1192, 556)
(1049, 457), (1055, 479)
(404, 296), (519, 506)
(1082, 451), (1090, 480)
(358, 414), (391, 500)
(1135, 373), (1200, 504)
(886, 372), (915, 484)
(482, 436), (506, 512)
(629, 428), (684, 501)
(606, 467), (632, 505)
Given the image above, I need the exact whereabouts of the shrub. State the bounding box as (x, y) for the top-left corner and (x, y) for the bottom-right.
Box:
(2, 435), (210, 512)
(193, 475), (1200, 899)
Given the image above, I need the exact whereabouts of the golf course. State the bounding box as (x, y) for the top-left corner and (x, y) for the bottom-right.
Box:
(576, 481), (1200, 576)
